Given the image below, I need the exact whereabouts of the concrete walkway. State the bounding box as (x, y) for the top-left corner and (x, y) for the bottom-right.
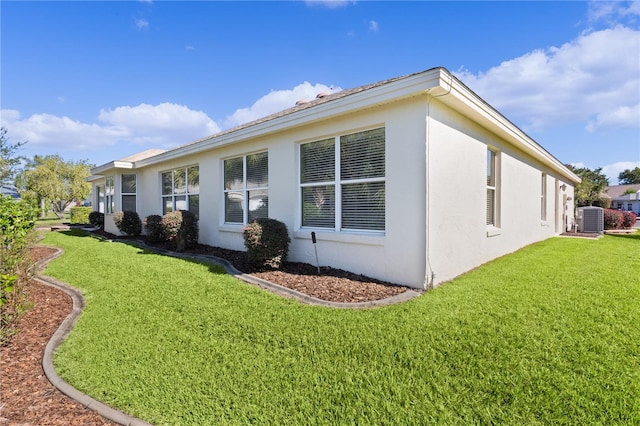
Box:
(34, 237), (421, 425)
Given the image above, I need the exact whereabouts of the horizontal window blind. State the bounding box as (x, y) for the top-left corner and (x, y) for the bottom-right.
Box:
(340, 128), (385, 180)
(301, 138), (335, 184)
(342, 182), (385, 230)
(302, 185), (335, 228)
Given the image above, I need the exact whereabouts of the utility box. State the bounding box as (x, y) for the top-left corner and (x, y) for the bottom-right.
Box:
(576, 206), (604, 233)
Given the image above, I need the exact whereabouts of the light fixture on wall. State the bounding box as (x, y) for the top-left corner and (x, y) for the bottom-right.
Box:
(560, 184), (567, 191)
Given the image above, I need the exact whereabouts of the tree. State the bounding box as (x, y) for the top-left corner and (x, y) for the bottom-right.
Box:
(21, 155), (91, 218)
(571, 166), (610, 207)
(0, 127), (26, 186)
(618, 167), (640, 185)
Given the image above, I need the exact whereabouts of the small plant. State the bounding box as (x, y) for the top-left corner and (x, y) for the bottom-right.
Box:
(621, 211), (637, 229)
(69, 206), (92, 224)
(144, 215), (165, 243)
(603, 209), (624, 230)
(161, 210), (199, 252)
(89, 211), (105, 228)
(243, 218), (290, 269)
(113, 211), (142, 237)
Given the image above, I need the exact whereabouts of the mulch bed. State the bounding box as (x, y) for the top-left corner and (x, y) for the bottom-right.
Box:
(0, 247), (115, 426)
(1, 233), (414, 425)
(560, 231), (602, 238)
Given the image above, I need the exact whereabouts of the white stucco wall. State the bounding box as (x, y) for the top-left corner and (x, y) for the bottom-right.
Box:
(93, 88), (576, 290)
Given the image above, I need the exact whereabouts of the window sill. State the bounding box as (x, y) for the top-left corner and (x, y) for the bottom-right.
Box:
(294, 229), (384, 246)
(219, 224), (244, 233)
(486, 226), (502, 237)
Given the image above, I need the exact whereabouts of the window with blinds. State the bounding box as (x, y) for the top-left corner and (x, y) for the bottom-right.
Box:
(105, 175), (115, 214)
(300, 127), (385, 232)
(541, 173), (547, 221)
(121, 174), (137, 212)
(486, 149), (498, 227)
(224, 151), (268, 224)
(161, 165), (199, 218)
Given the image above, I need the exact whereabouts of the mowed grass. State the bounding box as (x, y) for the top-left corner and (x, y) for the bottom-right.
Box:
(42, 230), (640, 425)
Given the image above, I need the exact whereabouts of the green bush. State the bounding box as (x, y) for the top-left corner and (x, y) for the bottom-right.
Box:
(89, 211), (105, 228)
(70, 206), (92, 224)
(161, 210), (199, 252)
(243, 218), (290, 269)
(0, 195), (38, 345)
(113, 211), (142, 237)
(143, 215), (165, 243)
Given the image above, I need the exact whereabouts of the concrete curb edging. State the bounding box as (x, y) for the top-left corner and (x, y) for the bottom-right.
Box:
(35, 246), (153, 426)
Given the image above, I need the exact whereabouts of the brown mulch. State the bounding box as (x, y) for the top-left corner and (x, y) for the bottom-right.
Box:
(1, 234), (413, 425)
(0, 247), (114, 426)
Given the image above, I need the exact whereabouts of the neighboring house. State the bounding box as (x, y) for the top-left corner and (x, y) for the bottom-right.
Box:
(0, 184), (20, 200)
(604, 184), (640, 214)
(89, 67), (579, 290)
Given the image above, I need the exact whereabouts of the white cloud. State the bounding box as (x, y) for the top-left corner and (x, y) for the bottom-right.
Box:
(185, 45), (195, 51)
(135, 18), (149, 30)
(454, 26), (640, 133)
(602, 161), (640, 184)
(588, 1), (639, 24)
(225, 82), (341, 128)
(0, 103), (220, 155)
(369, 20), (379, 32)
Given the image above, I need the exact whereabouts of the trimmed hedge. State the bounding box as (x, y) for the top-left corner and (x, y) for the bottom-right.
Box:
(622, 211), (637, 229)
(143, 215), (165, 243)
(70, 206), (92, 224)
(113, 211), (142, 237)
(89, 211), (104, 228)
(161, 210), (199, 252)
(604, 209), (624, 230)
(243, 218), (290, 269)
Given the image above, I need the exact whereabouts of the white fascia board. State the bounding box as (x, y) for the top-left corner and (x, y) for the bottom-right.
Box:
(91, 161), (134, 175)
(436, 75), (580, 184)
(86, 174), (104, 182)
(135, 69), (445, 169)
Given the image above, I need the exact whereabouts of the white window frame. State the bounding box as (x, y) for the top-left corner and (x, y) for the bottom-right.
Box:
(161, 165), (199, 217)
(299, 127), (385, 234)
(121, 174), (137, 212)
(486, 148), (500, 233)
(541, 173), (547, 222)
(223, 151), (269, 225)
(105, 175), (115, 214)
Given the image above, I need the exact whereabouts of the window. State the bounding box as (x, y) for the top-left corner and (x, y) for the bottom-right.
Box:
(121, 174), (137, 212)
(224, 151), (268, 224)
(628, 203), (633, 211)
(300, 127), (385, 232)
(161, 165), (199, 218)
(105, 176), (115, 214)
(96, 185), (105, 213)
(486, 149), (499, 227)
(541, 173), (547, 221)
(617, 203), (623, 210)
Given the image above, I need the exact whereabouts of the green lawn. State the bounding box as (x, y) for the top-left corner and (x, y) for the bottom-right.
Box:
(41, 230), (640, 425)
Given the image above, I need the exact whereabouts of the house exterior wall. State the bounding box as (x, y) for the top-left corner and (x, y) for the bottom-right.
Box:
(90, 69), (577, 290)
(424, 98), (575, 285)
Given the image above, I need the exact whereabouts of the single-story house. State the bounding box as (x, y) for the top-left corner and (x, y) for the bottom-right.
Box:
(604, 184), (640, 214)
(89, 67), (579, 290)
(0, 184), (21, 200)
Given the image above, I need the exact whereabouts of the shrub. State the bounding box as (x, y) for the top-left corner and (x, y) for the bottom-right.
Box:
(603, 209), (624, 230)
(70, 206), (92, 224)
(0, 195), (37, 345)
(113, 211), (142, 237)
(622, 211), (637, 229)
(161, 210), (199, 252)
(89, 211), (105, 228)
(243, 218), (290, 269)
(144, 215), (165, 243)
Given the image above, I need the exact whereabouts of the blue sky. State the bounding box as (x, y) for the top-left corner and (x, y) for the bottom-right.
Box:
(1, 1), (639, 184)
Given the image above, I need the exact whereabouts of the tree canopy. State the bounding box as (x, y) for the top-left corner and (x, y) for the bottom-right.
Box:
(20, 155), (91, 217)
(0, 127), (26, 186)
(617, 167), (640, 185)
(569, 166), (610, 207)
